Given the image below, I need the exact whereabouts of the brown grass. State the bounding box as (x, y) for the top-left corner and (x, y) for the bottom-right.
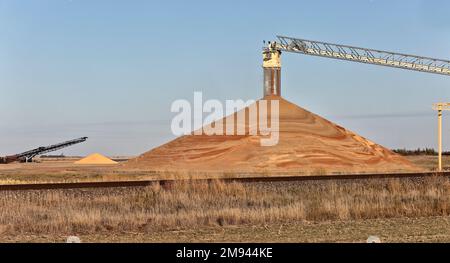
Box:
(405, 155), (450, 171)
(0, 177), (449, 236)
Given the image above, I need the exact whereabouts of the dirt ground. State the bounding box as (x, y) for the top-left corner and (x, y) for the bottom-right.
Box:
(2, 216), (449, 243)
(0, 155), (444, 184)
(0, 158), (147, 184)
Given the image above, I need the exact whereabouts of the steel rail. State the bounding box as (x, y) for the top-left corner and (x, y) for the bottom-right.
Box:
(0, 171), (449, 191)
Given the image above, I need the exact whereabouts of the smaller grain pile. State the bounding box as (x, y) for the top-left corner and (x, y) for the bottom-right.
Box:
(74, 153), (118, 165)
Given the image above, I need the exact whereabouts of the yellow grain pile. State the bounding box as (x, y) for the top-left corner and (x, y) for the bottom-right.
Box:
(74, 153), (118, 165)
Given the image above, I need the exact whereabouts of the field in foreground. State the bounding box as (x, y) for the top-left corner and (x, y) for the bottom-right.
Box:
(0, 177), (449, 243)
(2, 216), (449, 243)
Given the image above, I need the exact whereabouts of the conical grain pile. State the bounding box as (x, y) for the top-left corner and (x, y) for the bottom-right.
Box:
(125, 96), (419, 174)
(74, 153), (118, 165)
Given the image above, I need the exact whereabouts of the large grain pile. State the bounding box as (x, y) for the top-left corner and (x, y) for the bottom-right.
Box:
(126, 96), (419, 174)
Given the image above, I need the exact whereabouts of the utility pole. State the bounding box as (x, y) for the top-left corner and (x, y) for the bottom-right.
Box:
(433, 103), (450, 172)
(438, 105), (443, 171)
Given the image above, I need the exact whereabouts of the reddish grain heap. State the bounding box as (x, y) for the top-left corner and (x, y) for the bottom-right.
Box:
(126, 96), (418, 174)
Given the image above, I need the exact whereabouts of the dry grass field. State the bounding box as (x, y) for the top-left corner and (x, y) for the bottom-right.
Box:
(0, 155), (448, 242)
(404, 155), (450, 171)
(1, 177), (449, 242)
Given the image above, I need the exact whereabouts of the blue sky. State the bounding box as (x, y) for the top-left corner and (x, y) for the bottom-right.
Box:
(1, 0), (450, 156)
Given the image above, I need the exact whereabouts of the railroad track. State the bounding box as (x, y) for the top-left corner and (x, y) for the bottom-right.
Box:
(0, 171), (449, 191)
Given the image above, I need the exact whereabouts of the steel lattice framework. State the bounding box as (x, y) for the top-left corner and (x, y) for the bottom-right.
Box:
(276, 35), (450, 76)
(16, 137), (88, 162)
